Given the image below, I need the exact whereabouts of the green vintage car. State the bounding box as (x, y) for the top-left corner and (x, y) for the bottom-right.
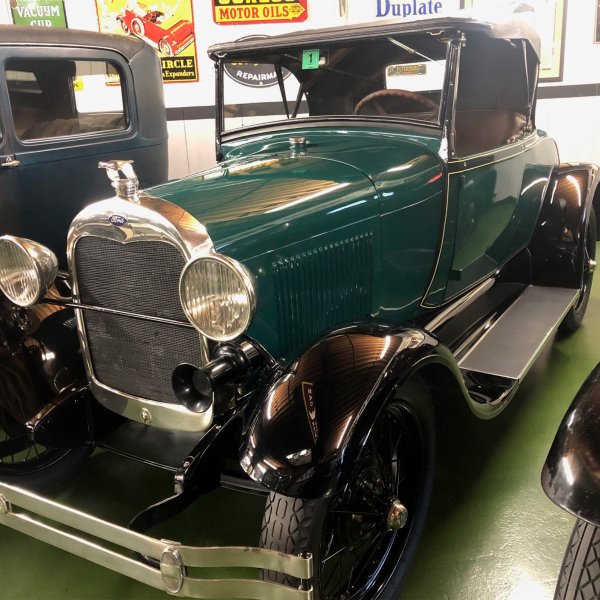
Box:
(0, 15), (597, 600)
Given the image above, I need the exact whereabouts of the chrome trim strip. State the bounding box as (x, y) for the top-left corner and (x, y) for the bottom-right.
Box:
(424, 277), (495, 332)
(67, 193), (214, 432)
(0, 482), (313, 600)
(68, 303), (195, 329)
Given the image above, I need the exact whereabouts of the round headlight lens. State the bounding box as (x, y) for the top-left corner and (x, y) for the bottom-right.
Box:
(0, 236), (58, 307)
(179, 254), (256, 341)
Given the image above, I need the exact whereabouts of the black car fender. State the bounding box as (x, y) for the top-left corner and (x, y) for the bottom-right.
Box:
(531, 163), (599, 288)
(0, 293), (85, 425)
(542, 363), (600, 526)
(239, 323), (465, 499)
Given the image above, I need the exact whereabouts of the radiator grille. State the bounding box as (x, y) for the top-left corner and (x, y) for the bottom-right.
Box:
(75, 237), (187, 321)
(82, 311), (201, 403)
(273, 232), (373, 355)
(74, 236), (202, 403)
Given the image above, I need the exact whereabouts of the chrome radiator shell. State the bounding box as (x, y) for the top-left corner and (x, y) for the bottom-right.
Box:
(67, 193), (214, 432)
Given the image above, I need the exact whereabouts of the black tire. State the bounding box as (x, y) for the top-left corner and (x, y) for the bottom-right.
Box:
(560, 210), (596, 333)
(0, 407), (90, 490)
(555, 518), (600, 600)
(260, 377), (435, 599)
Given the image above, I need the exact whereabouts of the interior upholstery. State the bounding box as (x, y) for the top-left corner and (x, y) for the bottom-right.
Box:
(453, 110), (527, 157)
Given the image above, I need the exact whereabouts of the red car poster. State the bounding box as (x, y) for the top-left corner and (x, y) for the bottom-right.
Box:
(213, 0), (308, 25)
(96, 1), (197, 83)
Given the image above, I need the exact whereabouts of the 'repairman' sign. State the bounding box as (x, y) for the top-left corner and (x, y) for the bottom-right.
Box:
(10, 0), (67, 27)
(213, 0), (308, 25)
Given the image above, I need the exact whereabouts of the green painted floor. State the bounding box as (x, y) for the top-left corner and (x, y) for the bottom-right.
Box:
(3, 275), (600, 600)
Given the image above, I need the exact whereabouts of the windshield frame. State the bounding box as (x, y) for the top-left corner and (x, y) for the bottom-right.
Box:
(214, 32), (455, 149)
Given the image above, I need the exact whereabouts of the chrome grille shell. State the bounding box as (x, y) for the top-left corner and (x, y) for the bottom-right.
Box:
(67, 193), (215, 432)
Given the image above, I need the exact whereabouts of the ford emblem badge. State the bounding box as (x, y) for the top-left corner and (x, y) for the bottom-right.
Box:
(108, 215), (128, 227)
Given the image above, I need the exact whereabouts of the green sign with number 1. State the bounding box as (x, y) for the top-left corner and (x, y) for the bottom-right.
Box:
(302, 49), (320, 70)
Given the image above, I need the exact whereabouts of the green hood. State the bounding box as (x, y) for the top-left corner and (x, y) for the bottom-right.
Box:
(147, 127), (443, 262)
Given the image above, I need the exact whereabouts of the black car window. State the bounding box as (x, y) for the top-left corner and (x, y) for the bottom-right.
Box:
(453, 34), (533, 157)
(6, 59), (127, 141)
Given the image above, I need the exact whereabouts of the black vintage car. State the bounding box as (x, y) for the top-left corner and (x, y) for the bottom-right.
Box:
(0, 15), (597, 600)
(0, 25), (168, 265)
(543, 365), (600, 600)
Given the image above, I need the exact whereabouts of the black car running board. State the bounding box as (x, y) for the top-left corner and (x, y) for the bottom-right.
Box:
(458, 286), (579, 409)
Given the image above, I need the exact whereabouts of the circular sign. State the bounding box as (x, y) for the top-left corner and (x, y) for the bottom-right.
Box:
(223, 35), (291, 88)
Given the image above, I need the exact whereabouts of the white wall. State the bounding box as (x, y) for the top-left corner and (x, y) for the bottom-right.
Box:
(2, 0), (599, 176)
(536, 1), (600, 165)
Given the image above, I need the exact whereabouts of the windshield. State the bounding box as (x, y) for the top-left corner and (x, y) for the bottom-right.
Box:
(220, 33), (449, 133)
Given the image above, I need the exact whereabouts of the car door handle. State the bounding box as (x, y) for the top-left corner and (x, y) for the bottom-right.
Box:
(1, 155), (20, 168)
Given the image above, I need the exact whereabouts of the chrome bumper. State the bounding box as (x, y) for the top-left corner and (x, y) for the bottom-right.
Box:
(0, 482), (313, 599)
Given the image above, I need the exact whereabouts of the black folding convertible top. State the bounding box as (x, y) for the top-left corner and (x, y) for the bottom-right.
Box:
(208, 16), (541, 62)
(0, 25), (145, 61)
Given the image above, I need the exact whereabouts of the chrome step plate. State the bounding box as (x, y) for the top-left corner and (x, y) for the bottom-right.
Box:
(458, 286), (578, 381)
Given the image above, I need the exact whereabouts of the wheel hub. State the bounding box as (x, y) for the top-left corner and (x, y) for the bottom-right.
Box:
(387, 499), (408, 530)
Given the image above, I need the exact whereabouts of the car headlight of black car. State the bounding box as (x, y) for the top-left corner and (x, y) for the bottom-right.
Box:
(0, 235), (58, 307)
(179, 253), (256, 341)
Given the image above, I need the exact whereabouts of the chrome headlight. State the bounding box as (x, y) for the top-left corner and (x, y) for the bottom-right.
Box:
(179, 254), (256, 341)
(0, 236), (58, 307)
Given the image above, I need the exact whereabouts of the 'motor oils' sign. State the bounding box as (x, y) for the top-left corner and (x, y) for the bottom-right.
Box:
(213, 0), (308, 25)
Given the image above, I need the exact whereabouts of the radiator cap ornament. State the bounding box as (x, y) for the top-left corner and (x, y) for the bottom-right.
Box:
(99, 159), (139, 203)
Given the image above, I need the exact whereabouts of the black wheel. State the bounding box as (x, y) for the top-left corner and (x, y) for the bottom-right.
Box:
(560, 209), (597, 333)
(158, 38), (173, 57)
(0, 407), (89, 489)
(260, 377), (435, 599)
(555, 518), (600, 599)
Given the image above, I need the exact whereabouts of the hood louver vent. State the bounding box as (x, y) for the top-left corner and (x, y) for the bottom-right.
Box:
(273, 232), (374, 355)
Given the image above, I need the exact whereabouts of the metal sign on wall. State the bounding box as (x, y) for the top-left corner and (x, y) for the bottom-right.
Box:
(96, 0), (198, 83)
(224, 35), (291, 87)
(10, 0), (67, 27)
(213, 0), (308, 25)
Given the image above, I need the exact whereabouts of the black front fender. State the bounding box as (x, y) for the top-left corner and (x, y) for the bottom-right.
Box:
(239, 324), (460, 498)
(542, 363), (600, 525)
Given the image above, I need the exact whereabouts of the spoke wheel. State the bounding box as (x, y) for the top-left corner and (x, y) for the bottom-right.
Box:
(0, 408), (89, 488)
(260, 377), (435, 599)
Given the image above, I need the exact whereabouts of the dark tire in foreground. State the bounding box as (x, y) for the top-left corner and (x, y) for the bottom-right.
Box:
(555, 518), (600, 600)
(560, 209), (596, 334)
(260, 377), (435, 599)
(0, 408), (90, 490)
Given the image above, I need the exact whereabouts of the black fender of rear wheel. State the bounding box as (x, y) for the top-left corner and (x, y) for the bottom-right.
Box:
(559, 208), (596, 333)
(531, 163), (598, 290)
(260, 376), (435, 600)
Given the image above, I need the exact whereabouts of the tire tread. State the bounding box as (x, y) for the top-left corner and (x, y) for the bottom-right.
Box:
(556, 519), (600, 600)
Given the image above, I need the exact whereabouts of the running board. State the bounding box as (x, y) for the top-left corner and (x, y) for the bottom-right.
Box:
(458, 286), (578, 409)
